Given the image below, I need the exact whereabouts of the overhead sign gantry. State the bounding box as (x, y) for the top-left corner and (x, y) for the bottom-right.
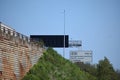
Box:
(69, 40), (82, 47)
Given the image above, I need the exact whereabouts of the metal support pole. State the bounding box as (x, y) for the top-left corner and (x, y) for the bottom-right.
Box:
(63, 10), (65, 57)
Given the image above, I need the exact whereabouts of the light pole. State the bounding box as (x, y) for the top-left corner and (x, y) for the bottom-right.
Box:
(63, 10), (65, 58)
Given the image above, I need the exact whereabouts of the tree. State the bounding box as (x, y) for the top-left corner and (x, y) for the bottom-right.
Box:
(75, 62), (97, 77)
(22, 48), (97, 80)
(97, 57), (117, 80)
(116, 69), (120, 80)
(22, 74), (39, 80)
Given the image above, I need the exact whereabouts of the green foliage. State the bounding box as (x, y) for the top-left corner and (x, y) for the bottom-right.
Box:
(22, 48), (96, 80)
(75, 57), (119, 80)
(22, 48), (119, 80)
(97, 57), (117, 80)
(116, 69), (120, 80)
(75, 62), (97, 77)
(23, 74), (39, 80)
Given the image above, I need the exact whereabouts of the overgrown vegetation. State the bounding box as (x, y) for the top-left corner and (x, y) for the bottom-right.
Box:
(22, 48), (120, 80)
(75, 57), (120, 80)
(75, 62), (97, 77)
(22, 48), (96, 80)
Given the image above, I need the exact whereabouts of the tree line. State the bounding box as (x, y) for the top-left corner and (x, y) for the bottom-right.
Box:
(75, 57), (120, 80)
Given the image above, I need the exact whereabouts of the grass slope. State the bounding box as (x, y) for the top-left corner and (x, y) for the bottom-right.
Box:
(22, 48), (96, 80)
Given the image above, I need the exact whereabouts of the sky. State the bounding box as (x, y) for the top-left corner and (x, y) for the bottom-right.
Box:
(0, 0), (120, 69)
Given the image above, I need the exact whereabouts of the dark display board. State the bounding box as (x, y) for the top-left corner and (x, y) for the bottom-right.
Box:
(30, 35), (69, 48)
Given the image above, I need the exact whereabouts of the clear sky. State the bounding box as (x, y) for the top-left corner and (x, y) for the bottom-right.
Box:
(0, 0), (120, 69)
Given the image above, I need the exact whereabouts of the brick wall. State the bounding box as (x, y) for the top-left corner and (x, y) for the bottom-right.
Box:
(0, 23), (43, 80)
